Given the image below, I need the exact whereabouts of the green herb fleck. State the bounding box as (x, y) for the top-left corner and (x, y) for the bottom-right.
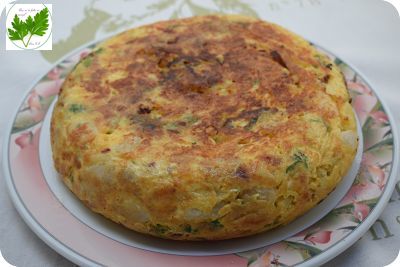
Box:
(286, 151), (308, 173)
(251, 79), (260, 91)
(69, 104), (85, 113)
(183, 115), (199, 125)
(80, 48), (103, 68)
(210, 219), (223, 229)
(94, 47), (104, 54)
(152, 224), (170, 235)
(7, 7), (49, 48)
(183, 225), (192, 233)
(166, 24), (179, 30)
(164, 122), (179, 131)
(310, 118), (331, 132)
(245, 116), (259, 130)
(82, 56), (93, 67)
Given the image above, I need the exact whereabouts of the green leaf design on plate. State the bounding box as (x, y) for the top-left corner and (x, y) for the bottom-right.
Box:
(365, 137), (393, 152)
(362, 101), (386, 133)
(362, 116), (373, 134)
(332, 198), (379, 215)
(12, 112), (39, 133)
(337, 226), (358, 231)
(12, 95), (56, 134)
(285, 241), (322, 258)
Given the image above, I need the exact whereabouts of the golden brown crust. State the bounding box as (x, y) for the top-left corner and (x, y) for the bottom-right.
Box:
(51, 15), (357, 240)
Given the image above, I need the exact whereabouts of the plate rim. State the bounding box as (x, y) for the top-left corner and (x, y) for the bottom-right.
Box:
(2, 36), (399, 267)
(296, 41), (400, 267)
(2, 39), (110, 267)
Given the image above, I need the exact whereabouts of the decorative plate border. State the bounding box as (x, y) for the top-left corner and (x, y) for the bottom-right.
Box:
(3, 40), (398, 267)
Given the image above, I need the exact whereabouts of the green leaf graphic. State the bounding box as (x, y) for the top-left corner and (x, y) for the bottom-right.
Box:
(8, 14), (28, 42)
(30, 7), (49, 36)
(7, 7), (49, 47)
(25, 15), (35, 32)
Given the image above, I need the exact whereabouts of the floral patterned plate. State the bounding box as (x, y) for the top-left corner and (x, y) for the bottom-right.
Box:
(3, 41), (398, 267)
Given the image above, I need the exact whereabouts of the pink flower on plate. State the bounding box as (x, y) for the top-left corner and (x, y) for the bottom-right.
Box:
(369, 111), (389, 125)
(368, 165), (386, 190)
(47, 67), (61, 80)
(362, 153), (374, 166)
(340, 179), (381, 206)
(27, 90), (45, 122)
(249, 251), (274, 267)
(352, 200), (370, 222)
(27, 90), (41, 111)
(304, 231), (332, 245)
(15, 132), (33, 149)
(34, 79), (64, 98)
(353, 94), (378, 126)
(347, 81), (372, 95)
(31, 109), (45, 122)
(14, 128), (42, 187)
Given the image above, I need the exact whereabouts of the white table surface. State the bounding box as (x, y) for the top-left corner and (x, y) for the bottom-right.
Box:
(0, 0), (399, 266)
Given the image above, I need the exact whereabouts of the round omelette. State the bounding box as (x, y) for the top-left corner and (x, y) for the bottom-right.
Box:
(51, 15), (358, 240)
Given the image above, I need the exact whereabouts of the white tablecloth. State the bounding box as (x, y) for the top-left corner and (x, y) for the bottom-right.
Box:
(0, 0), (399, 266)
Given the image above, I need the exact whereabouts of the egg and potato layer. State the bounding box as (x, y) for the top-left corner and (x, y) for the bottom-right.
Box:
(51, 15), (357, 240)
